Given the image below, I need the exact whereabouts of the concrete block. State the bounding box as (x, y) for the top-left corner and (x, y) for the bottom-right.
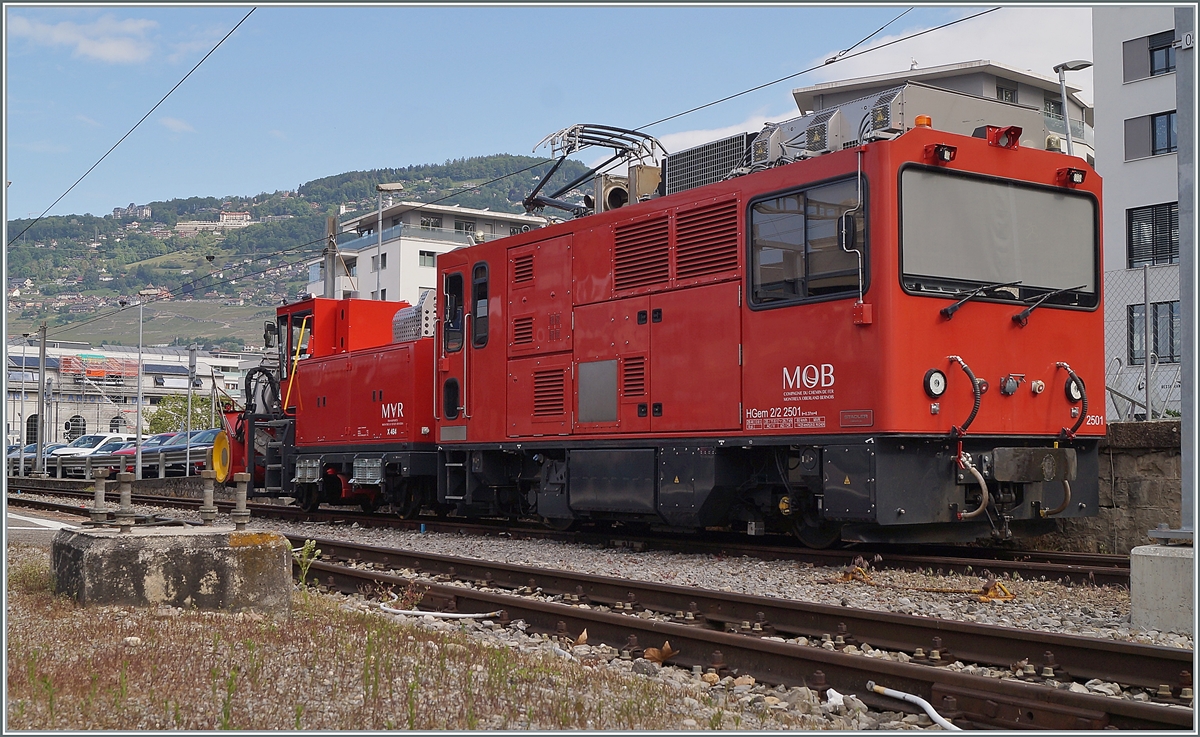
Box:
(51, 526), (291, 613)
(1131, 544), (1194, 636)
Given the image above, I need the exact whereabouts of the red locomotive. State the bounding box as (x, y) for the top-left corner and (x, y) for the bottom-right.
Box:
(216, 112), (1103, 547)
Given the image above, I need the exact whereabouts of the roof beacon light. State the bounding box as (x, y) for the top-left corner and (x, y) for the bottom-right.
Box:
(915, 115), (932, 128)
(1057, 167), (1087, 186)
(925, 143), (957, 164)
(985, 125), (1022, 150)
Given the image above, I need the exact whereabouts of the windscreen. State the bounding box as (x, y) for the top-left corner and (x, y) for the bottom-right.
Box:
(901, 168), (1097, 304)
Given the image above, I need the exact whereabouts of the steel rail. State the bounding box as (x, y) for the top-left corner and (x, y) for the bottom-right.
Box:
(291, 534), (1188, 692)
(5, 482), (1132, 586)
(308, 559), (1193, 731)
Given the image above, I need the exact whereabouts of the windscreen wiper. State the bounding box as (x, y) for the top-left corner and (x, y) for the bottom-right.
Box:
(1011, 284), (1087, 327)
(939, 280), (1022, 320)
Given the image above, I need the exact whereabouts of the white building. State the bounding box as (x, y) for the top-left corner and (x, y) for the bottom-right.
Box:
(791, 60), (1094, 163)
(1094, 8), (1183, 419)
(306, 201), (545, 303)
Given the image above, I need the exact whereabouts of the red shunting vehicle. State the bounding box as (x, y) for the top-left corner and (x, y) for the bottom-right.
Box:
(222, 109), (1103, 548)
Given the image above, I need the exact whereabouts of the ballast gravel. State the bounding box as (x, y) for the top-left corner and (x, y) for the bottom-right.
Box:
(19, 489), (1190, 647)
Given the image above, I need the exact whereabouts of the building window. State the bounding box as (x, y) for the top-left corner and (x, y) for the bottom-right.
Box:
(1150, 30), (1176, 76)
(1129, 300), (1181, 365)
(379, 253), (387, 270)
(66, 415), (86, 440)
(109, 416), (126, 432)
(510, 225), (526, 236)
(25, 415), (38, 445)
(420, 216), (442, 230)
(370, 255), (379, 272)
(379, 289), (386, 301)
(1044, 95), (1063, 119)
(1128, 202), (1179, 267)
(419, 251), (436, 268)
(455, 220), (475, 234)
(996, 78), (1018, 104)
(1152, 111), (1177, 154)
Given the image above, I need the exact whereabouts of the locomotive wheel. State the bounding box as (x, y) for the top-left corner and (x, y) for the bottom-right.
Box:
(393, 483), (423, 519)
(360, 499), (379, 514)
(542, 517), (578, 532)
(792, 519), (843, 549)
(298, 486), (321, 513)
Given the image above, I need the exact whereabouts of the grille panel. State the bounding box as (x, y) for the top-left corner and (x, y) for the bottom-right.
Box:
(513, 254), (534, 282)
(675, 201), (739, 279)
(622, 356), (646, 397)
(512, 316), (534, 344)
(532, 369), (566, 417)
(613, 217), (670, 291)
(665, 133), (752, 195)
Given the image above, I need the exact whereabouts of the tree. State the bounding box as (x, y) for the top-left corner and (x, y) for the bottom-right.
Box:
(147, 394), (219, 434)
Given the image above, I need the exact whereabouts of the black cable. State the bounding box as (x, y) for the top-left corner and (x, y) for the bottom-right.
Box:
(7, 8), (256, 249)
(636, 7), (1000, 131)
(827, 7), (912, 63)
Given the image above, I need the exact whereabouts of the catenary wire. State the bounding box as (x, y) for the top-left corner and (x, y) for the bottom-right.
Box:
(828, 7), (913, 62)
(6, 8), (256, 249)
(635, 7), (999, 131)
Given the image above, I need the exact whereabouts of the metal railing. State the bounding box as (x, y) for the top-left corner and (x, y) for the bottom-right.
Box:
(335, 222), (517, 253)
(6, 448), (210, 480)
(1104, 266), (1182, 420)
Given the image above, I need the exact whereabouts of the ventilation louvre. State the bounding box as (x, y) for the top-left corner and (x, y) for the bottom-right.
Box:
(614, 217), (670, 291)
(532, 369), (566, 417)
(675, 201), (739, 279)
(622, 356), (646, 397)
(512, 316), (534, 344)
(513, 254), (534, 283)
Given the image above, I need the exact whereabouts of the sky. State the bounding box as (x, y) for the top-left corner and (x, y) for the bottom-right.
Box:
(4, 4), (1093, 221)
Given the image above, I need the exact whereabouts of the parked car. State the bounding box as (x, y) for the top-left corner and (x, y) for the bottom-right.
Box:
(160, 428), (221, 475)
(49, 433), (137, 458)
(6, 443), (47, 474)
(111, 432), (178, 474)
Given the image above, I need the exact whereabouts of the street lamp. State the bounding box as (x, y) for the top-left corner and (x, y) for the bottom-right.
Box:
(376, 182), (405, 300)
(120, 299), (145, 479)
(1053, 59), (1092, 157)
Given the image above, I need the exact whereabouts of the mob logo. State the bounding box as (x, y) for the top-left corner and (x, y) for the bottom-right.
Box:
(784, 364), (835, 389)
(381, 402), (405, 419)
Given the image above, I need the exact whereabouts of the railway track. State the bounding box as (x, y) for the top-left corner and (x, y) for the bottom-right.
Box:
(303, 546), (1191, 730)
(7, 481), (1131, 586)
(9, 491), (1190, 729)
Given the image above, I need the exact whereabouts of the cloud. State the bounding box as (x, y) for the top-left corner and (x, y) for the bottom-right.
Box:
(8, 14), (157, 63)
(21, 140), (69, 154)
(76, 114), (101, 127)
(167, 29), (226, 64)
(805, 7), (1093, 105)
(160, 117), (195, 133)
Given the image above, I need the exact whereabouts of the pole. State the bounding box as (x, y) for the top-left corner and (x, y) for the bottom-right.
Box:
(323, 215), (338, 298)
(19, 338), (27, 476)
(1174, 6), (1195, 535)
(34, 323), (46, 474)
(1058, 67), (1075, 157)
(186, 345), (196, 477)
(135, 303), (143, 480)
(377, 188), (383, 299)
(1144, 265), (1153, 420)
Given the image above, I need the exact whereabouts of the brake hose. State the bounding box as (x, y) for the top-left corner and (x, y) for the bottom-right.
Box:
(958, 452), (990, 520)
(1056, 362), (1087, 438)
(1041, 479), (1072, 517)
(947, 356), (981, 437)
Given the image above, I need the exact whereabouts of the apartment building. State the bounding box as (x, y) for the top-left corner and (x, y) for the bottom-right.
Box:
(1094, 7), (1185, 419)
(306, 201), (545, 304)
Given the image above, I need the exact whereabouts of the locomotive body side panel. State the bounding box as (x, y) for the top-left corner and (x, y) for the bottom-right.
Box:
(572, 295), (650, 434)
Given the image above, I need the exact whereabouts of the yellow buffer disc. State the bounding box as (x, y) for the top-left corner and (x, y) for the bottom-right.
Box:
(213, 430), (233, 484)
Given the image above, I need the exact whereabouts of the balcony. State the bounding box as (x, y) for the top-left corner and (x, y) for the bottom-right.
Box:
(1043, 114), (1093, 147)
(336, 222), (514, 253)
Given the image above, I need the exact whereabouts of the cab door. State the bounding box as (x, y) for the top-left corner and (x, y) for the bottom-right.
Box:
(438, 267), (468, 442)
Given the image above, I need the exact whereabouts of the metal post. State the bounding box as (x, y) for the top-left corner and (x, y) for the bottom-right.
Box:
(91, 469), (110, 524)
(323, 215), (338, 298)
(135, 303), (143, 480)
(377, 188), (383, 299)
(199, 469), (218, 525)
(1177, 7), (1195, 535)
(114, 471), (135, 533)
(34, 324), (46, 474)
(1145, 264), (1154, 420)
(1058, 67), (1075, 157)
(19, 336), (27, 476)
(231, 472), (251, 531)
(186, 346), (196, 477)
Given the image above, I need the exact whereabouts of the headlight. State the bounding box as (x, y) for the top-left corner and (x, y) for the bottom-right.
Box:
(924, 368), (948, 398)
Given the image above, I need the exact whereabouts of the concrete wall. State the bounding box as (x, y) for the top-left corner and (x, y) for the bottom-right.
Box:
(1034, 420), (1181, 554)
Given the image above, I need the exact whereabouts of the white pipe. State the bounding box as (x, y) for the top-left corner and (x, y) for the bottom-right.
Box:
(866, 680), (960, 731)
(380, 591), (501, 619)
(959, 454), (990, 520)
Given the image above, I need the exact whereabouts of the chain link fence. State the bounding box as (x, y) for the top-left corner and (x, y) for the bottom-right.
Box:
(1104, 265), (1181, 421)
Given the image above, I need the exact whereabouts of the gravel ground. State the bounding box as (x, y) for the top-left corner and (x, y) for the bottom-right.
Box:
(7, 541), (936, 730)
(13, 491), (1195, 650)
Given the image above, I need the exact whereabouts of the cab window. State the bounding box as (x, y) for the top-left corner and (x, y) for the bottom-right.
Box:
(444, 273), (464, 353)
(471, 263), (489, 348)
